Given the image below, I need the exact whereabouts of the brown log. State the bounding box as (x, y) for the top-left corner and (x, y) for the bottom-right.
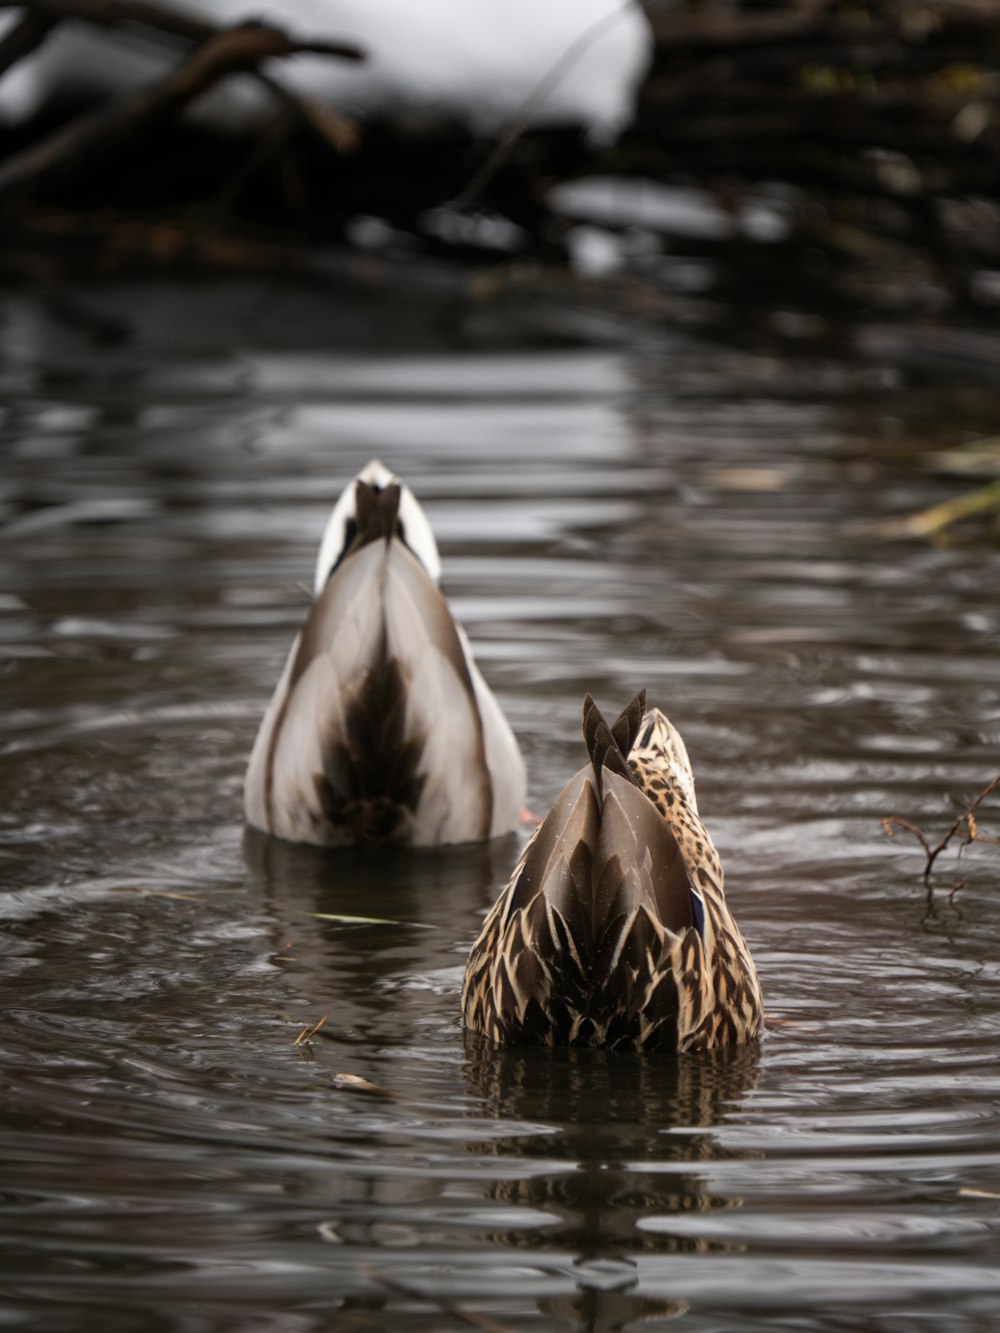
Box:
(0, 20), (357, 197)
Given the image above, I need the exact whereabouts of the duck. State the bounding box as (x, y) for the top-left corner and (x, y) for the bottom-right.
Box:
(462, 691), (762, 1051)
(244, 460), (526, 847)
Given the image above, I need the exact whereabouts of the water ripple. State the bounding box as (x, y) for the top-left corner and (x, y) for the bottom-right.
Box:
(1, 304), (999, 1331)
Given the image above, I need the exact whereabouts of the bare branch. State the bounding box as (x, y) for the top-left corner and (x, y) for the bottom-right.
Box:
(882, 815), (933, 860)
(255, 70), (358, 155)
(883, 774), (1000, 888)
(0, 19), (358, 198)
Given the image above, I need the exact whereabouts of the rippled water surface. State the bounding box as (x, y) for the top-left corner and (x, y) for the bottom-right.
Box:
(2, 285), (999, 1332)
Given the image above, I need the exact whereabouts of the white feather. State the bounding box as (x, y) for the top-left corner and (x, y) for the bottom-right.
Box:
(457, 625), (526, 837)
(313, 459), (441, 594)
(246, 538), (389, 843)
(246, 493), (525, 847)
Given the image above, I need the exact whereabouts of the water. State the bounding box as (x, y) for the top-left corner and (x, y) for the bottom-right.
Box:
(2, 283), (999, 1332)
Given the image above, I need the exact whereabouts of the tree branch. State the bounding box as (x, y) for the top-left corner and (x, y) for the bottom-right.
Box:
(0, 19), (359, 198)
(883, 774), (1000, 888)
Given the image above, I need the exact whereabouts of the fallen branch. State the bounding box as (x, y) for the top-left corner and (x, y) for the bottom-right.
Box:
(255, 70), (358, 155)
(883, 773), (1000, 886)
(0, 10), (362, 198)
(0, 0), (995, 334)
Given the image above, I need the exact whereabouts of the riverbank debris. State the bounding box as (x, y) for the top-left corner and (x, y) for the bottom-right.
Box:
(293, 1012), (329, 1046)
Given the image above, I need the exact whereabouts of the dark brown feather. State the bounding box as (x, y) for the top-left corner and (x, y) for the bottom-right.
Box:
(582, 693), (642, 798)
(610, 689), (646, 756)
(350, 480), (403, 554)
(595, 771), (694, 936)
(507, 771), (599, 928)
(314, 637), (427, 843)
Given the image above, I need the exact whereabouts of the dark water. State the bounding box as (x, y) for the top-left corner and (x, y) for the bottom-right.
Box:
(2, 284), (999, 1332)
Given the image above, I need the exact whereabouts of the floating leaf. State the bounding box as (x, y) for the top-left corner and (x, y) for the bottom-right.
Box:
(333, 1072), (398, 1097)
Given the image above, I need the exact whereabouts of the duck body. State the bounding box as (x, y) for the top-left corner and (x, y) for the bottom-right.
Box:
(462, 692), (762, 1051)
(245, 461), (525, 848)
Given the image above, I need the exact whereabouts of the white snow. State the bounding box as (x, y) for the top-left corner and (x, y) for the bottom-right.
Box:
(551, 177), (738, 240)
(0, 1), (651, 138)
(551, 176), (793, 244)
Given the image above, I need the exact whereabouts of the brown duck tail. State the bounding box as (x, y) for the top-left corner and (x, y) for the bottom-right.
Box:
(581, 691), (646, 798)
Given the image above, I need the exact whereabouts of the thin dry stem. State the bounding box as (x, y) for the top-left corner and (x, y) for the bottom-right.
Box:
(294, 1012), (329, 1046)
(883, 774), (1000, 890)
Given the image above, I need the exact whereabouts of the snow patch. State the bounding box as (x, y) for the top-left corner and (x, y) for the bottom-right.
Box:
(0, 1), (651, 137)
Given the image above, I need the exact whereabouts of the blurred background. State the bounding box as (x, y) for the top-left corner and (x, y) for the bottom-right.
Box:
(0, 0), (998, 380)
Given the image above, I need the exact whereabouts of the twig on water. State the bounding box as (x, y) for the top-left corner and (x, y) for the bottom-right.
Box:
(294, 1012), (329, 1046)
(882, 773), (1000, 893)
(359, 1265), (515, 1333)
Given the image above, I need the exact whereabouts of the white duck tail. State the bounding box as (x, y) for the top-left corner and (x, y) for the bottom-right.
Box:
(245, 463), (525, 847)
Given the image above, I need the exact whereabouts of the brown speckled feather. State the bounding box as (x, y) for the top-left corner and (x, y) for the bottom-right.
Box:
(462, 692), (763, 1051)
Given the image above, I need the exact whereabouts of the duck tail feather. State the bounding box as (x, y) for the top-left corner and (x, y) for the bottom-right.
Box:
(610, 689), (646, 756)
(507, 770), (599, 928)
(581, 693), (641, 799)
(596, 770), (695, 936)
(382, 541), (494, 843)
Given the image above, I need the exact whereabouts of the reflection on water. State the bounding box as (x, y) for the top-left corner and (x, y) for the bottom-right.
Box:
(463, 1040), (761, 1240)
(462, 1042), (761, 1327)
(1, 286), (1000, 1331)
